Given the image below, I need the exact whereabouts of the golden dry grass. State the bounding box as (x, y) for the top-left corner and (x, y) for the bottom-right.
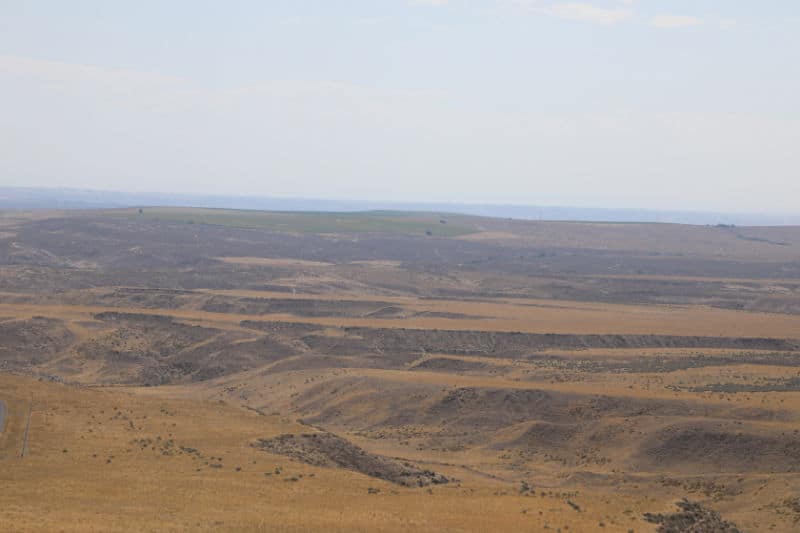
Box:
(0, 373), (666, 532)
(4, 227), (800, 532)
(129, 360), (800, 532)
(5, 294), (800, 338)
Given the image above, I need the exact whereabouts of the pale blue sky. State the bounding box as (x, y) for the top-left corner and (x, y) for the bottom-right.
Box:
(1, 1), (798, 212)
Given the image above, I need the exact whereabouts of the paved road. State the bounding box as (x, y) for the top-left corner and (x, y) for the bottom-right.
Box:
(0, 399), (6, 434)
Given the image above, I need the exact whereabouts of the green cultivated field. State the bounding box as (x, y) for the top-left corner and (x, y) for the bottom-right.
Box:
(108, 207), (477, 236)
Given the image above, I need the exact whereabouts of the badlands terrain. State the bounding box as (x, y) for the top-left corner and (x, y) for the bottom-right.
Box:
(2, 207), (800, 531)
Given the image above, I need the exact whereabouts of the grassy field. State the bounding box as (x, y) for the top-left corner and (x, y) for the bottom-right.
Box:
(109, 207), (477, 236)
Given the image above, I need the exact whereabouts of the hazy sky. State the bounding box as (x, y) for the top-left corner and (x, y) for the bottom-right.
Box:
(1, 1), (798, 212)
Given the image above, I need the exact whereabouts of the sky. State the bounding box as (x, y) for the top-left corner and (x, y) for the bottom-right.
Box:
(1, 1), (798, 213)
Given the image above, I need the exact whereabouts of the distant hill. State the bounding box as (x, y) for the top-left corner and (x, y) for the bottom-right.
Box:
(1, 186), (798, 226)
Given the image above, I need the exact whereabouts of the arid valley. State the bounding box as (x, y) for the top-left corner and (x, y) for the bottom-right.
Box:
(1, 207), (799, 531)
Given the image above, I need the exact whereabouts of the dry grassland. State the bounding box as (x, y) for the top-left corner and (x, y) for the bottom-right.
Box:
(4, 210), (800, 532)
(1, 373), (661, 532)
(5, 296), (800, 338)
